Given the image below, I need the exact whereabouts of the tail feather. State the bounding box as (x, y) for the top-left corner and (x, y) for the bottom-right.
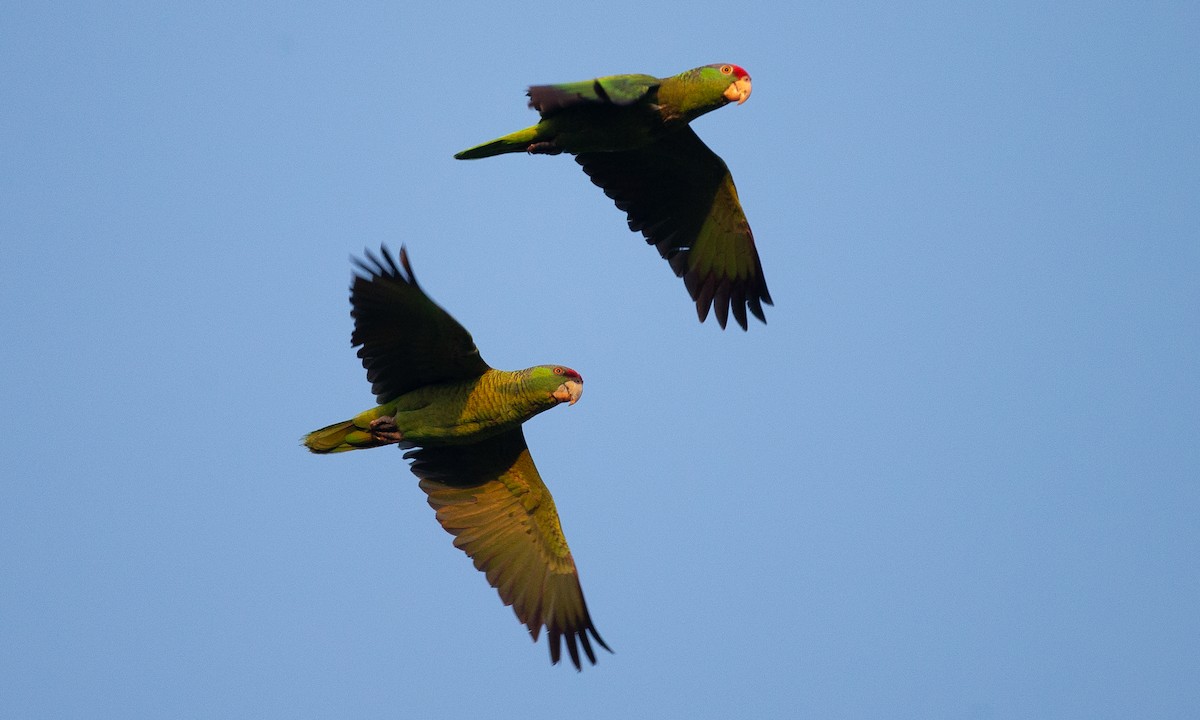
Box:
(454, 125), (541, 159)
(303, 419), (384, 454)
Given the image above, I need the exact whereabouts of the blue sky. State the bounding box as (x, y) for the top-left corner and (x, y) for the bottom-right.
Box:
(2, 1), (1197, 718)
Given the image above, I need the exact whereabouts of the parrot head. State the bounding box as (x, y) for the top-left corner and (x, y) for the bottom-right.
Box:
(529, 365), (584, 406)
(668, 64), (753, 122)
(710, 63), (751, 105)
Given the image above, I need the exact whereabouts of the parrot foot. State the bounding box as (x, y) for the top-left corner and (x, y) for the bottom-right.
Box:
(368, 416), (404, 445)
(527, 141), (563, 156)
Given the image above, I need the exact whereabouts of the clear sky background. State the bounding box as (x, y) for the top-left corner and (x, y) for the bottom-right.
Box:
(2, 2), (1197, 718)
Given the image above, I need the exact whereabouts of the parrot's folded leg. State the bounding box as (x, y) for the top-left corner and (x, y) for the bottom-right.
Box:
(368, 416), (404, 445)
(527, 141), (563, 155)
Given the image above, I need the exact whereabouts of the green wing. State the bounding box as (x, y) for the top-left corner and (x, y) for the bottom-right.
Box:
(350, 246), (490, 404)
(406, 428), (610, 670)
(527, 73), (660, 114)
(575, 127), (772, 329)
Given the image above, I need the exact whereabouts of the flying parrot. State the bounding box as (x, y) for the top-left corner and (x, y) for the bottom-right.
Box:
(303, 246), (610, 670)
(455, 63), (772, 330)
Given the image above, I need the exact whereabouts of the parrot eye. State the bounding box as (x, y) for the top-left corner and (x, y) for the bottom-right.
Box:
(553, 367), (564, 375)
(720, 64), (733, 75)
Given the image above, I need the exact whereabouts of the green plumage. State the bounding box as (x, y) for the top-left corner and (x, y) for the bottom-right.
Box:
(453, 67), (734, 158)
(303, 246), (607, 670)
(304, 368), (569, 453)
(454, 63), (773, 330)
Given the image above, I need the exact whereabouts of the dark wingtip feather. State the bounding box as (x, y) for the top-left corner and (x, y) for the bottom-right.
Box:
(713, 283), (732, 329)
(397, 245), (418, 287)
(694, 276), (715, 324)
(748, 295), (767, 324)
(547, 626), (612, 671)
(352, 244), (414, 287)
(565, 631), (581, 671)
(543, 601), (612, 670)
(589, 626), (612, 654)
(579, 630), (596, 666)
(731, 285), (749, 331)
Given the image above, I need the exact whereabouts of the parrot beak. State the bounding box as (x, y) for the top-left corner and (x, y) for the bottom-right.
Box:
(553, 379), (583, 406)
(724, 76), (752, 105)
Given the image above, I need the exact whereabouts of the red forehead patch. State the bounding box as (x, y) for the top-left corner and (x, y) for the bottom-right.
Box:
(714, 63), (750, 79)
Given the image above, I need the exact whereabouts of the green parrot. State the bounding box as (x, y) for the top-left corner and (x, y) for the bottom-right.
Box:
(455, 63), (771, 330)
(304, 246), (609, 670)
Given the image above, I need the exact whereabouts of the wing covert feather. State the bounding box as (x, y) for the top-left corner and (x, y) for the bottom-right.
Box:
(528, 73), (659, 114)
(405, 429), (610, 670)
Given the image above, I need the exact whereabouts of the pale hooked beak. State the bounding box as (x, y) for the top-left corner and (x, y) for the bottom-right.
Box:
(724, 76), (752, 105)
(552, 379), (583, 406)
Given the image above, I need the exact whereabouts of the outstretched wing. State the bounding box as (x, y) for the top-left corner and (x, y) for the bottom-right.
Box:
(575, 126), (772, 330)
(405, 428), (610, 670)
(351, 245), (490, 404)
(528, 73), (660, 115)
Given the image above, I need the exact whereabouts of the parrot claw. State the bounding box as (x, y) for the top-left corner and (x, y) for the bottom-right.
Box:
(368, 416), (405, 445)
(527, 141), (563, 156)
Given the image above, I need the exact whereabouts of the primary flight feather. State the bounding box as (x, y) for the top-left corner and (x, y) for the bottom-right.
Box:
(303, 246), (609, 670)
(455, 63), (772, 330)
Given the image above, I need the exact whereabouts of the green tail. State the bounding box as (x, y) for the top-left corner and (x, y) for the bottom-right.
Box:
(303, 418), (386, 454)
(453, 125), (541, 159)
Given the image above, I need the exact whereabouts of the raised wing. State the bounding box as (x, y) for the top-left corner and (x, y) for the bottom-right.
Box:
(528, 73), (660, 115)
(575, 127), (772, 329)
(405, 428), (610, 670)
(351, 246), (490, 404)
